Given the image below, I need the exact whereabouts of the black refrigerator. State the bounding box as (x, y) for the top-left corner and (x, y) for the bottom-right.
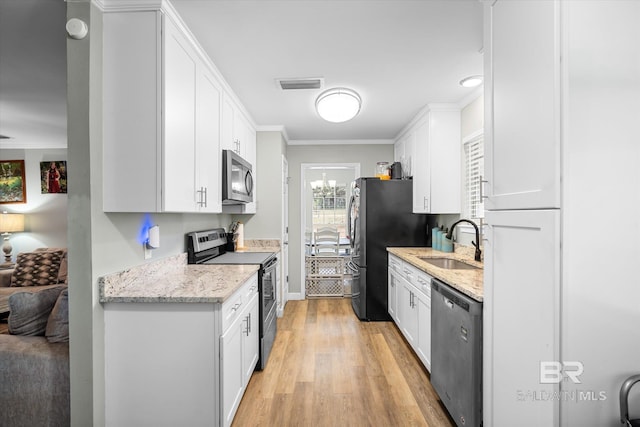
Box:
(348, 178), (435, 321)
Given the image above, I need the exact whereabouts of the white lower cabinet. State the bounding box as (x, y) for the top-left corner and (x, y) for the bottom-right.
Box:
(415, 286), (431, 372)
(221, 280), (259, 427)
(388, 254), (432, 372)
(104, 273), (259, 427)
(221, 314), (244, 427)
(483, 210), (560, 426)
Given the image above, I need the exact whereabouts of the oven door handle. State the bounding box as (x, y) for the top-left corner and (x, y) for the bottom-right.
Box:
(263, 257), (278, 271)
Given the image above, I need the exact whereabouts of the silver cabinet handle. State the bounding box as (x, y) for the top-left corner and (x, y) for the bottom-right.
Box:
(197, 187), (207, 207)
(480, 175), (489, 200)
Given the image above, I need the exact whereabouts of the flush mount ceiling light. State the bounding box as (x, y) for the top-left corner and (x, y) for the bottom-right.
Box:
(459, 75), (483, 88)
(315, 87), (361, 123)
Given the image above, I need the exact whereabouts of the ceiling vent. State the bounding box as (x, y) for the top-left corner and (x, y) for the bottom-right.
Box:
(276, 77), (324, 91)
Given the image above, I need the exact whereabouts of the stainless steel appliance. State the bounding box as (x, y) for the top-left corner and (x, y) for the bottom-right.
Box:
(186, 228), (277, 370)
(347, 178), (435, 321)
(222, 149), (253, 204)
(431, 278), (483, 426)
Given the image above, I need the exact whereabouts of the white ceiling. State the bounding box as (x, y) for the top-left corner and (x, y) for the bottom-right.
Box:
(172, 0), (484, 142)
(0, 0), (484, 148)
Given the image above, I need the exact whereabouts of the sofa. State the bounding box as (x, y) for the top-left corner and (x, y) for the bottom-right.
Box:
(0, 249), (70, 427)
(0, 288), (70, 426)
(0, 248), (67, 316)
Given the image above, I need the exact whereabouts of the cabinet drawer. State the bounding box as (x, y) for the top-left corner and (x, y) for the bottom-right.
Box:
(415, 270), (432, 297)
(405, 263), (432, 297)
(389, 254), (403, 274)
(243, 274), (258, 300)
(221, 291), (244, 333)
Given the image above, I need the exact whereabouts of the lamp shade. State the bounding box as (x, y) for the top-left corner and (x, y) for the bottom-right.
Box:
(0, 213), (25, 233)
(315, 87), (361, 123)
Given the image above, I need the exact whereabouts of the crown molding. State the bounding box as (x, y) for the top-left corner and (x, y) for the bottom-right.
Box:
(288, 139), (393, 146)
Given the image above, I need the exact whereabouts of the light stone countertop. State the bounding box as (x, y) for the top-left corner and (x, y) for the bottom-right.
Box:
(99, 253), (259, 304)
(387, 247), (484, 302)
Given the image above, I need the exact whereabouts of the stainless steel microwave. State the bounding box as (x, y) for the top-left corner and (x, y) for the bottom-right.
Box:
(222, 149), (253, 204)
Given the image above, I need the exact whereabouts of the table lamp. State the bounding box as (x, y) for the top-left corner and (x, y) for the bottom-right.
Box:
(0, 212), (25, 266)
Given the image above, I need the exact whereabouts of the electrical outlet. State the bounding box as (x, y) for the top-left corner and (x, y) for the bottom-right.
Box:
(144, 246), (152, 260)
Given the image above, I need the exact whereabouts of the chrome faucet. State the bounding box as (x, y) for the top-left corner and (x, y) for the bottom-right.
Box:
(446, 219), (482, 262)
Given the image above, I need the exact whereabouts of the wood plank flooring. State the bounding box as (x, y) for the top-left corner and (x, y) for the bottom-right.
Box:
(232, 298), (454, 427)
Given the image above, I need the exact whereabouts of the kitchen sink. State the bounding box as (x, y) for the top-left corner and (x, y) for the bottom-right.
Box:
(418, 257), (480, 270)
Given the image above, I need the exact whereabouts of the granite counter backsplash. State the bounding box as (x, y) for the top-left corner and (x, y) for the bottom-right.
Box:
(99, 253), (259, 304)
(387, 247), (483, 302)
(236, 239), (281, 253)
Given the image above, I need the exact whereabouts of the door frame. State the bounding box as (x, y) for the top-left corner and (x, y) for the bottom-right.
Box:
(300, 163), (360, 299)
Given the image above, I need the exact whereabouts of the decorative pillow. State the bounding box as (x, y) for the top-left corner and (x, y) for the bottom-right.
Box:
(46, 288), (69, 343)
(10, 250), (64, 287)
(8, 286), (65, 336)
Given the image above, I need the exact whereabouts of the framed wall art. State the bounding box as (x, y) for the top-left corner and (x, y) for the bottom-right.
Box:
(40, 161), (67, 194)
(0, 160), (27, 204)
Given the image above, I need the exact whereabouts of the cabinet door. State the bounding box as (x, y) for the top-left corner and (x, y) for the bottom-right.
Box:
(429, 108), (461, 213)
(221, 94), (235, 152)
(387, 268), (399, 323)
(399, 279), (418, 346)
(416, 291), (431, 372)
(483, 209), (560, 426)
(413, 120), (430, 213)
(242, 294), (260, 385)
(195, 68), (222, 213)
(220, 317), (244, 427)
(485, 0), (560, 210)
(163, 18), (197, 212)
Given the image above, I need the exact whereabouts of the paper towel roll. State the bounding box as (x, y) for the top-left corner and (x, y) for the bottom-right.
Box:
(237, 223), (244, 248)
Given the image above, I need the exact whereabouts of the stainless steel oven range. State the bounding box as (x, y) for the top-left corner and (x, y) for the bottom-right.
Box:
(186, 228), (277, 370)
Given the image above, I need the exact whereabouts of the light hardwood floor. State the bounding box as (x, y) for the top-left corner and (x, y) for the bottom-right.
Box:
(232, 298), (454, 427)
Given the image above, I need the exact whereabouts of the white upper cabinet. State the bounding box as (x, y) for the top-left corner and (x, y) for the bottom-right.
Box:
(484, 0), (561, 210)
(103, 4), (252, 213)
(396, 104), (461, 214)
(162, 18), (198, 212)
(194, 69), (223, 213)
(221, 93), (257, 214)
(221, 94), (256, 161)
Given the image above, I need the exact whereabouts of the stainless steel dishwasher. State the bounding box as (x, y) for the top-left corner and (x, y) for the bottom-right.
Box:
(431, 279), (483, 427)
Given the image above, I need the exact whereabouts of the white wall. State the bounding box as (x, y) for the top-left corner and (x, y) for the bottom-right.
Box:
(0, 148), (68, 258)
(235, 131), (286, 239)
(561, 2), (640, 425)
(286, 143), (393, 296)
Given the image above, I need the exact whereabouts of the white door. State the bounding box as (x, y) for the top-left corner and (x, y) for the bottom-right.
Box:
(483, 209), (560, 427)
(485, 0), (560, 210)
(280, 156), (289, 315)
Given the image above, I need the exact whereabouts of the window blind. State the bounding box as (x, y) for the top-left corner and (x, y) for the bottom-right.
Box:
(464, 135), (484, 219)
